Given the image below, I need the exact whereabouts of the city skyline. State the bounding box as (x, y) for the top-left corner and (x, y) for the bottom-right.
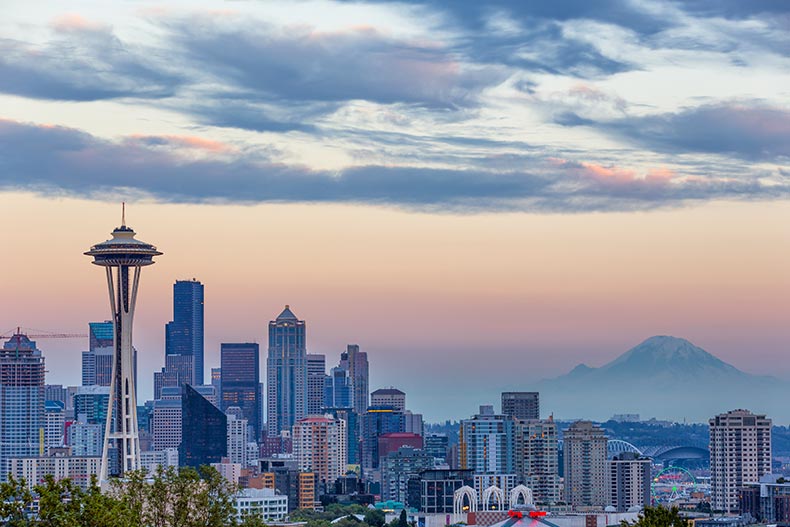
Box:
(0, 0), (788, 422)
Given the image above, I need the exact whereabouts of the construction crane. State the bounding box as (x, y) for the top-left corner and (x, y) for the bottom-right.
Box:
(1, 327), (88, 341)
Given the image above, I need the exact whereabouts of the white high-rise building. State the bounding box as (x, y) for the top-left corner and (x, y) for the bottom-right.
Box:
(710, 409), (772, 514)
(44, 401), (66, 449)
(152, 398), (182, 450)
(227, 408), (249, 466)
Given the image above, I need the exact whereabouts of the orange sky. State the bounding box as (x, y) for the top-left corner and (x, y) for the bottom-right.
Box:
(1, 193), (788, 419)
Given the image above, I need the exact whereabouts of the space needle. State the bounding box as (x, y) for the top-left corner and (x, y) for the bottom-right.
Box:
(85, 206), (162, 480)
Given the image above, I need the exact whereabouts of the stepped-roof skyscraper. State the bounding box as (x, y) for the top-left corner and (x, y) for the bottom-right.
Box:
(165, 279), (204, 385)
(85, 208), (161, 479)
(267, 306), (307, 436)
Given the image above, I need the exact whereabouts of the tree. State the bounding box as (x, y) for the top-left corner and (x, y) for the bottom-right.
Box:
(364, 508), (386, 527)
(239, 512), (270, 527)
(34, 475), (82, 527)
(397, 509), (409, 527)
(622, 506), (687, 527)
(0, 474), (34, 527)
(79, 475), (137, 527)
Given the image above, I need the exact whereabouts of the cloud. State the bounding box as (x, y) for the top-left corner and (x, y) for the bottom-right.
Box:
(671, 0), (790, 19)
(600, 103), (790, 161)
(167, 18), (504, 110)
(0, 18), (180, 101)
(0, 119), (785, 213)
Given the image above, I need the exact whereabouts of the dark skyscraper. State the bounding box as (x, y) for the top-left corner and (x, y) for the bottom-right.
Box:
(267, 306), (307, 436)
(165, 280), (204, 385)
(361, 406), (405, 469)
(179, 384), (227, 468)
(221, 343), (261, 438)
(306, 354), (325, 415)
(501, 392), (540, 420)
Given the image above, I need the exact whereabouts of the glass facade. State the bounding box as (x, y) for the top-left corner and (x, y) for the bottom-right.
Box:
(165, 280), (204, 385)
(179, 384), (227, 468)
(0, 335), (45, 481)
(267, 306), (306, 436)
(221, 343), (261, 438)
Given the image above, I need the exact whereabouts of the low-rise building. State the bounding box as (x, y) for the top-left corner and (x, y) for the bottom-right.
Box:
(8, 454), (100, 490)
(234, 488), (288, 522)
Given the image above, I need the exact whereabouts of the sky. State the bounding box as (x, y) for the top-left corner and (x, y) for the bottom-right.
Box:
(0, 0), (788, 422)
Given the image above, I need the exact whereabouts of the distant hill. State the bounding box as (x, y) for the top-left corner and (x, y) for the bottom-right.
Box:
(536, 336), (790, 423)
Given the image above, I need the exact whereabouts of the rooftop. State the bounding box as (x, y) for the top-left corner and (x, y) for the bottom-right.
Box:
(372, 388), (405, 396)
(276, 305), (299, 321)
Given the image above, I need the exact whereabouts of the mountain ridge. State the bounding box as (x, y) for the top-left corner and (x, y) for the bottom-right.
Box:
(535, 335), (789, 423)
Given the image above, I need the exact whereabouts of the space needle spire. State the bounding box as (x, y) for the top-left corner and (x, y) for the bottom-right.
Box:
(85, 206), (162, 480)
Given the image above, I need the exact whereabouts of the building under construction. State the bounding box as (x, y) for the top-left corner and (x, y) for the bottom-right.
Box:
(0, 334), (45, 480)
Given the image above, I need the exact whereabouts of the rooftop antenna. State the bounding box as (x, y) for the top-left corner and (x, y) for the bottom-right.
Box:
(121, 202), (126, 227)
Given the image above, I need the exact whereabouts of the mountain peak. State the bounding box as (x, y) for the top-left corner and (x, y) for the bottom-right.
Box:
(601, 335), (737, 375)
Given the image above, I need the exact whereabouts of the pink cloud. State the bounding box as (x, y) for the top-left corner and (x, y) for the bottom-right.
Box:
(127, 134), (232, 153)
(51, 13), (107, 33)
(551, 158), (678, 187)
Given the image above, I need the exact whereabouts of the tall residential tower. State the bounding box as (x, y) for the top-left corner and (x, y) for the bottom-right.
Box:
(710, 409), (772, 513)
(563, 421), (608, 509)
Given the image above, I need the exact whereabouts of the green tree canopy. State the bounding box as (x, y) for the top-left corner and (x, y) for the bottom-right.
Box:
(622, 506), (688, 527)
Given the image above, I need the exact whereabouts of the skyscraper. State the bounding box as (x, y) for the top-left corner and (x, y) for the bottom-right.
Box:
(165, 280), (204, 385)
(381, 446), (435, 503)
(361, 406), (405, 469)
(44, 400), (65, 449)
(180, 384), (227, 468)
(516, 418), (560, 505)
(267, 306), (306, 436)
(371, 388), (406, 412)
(324, 367), (352, 409)
(563, 421), (608, 509)
(82, 321), (113, 386)
(340, 345), (368, 415)
(293, 415), (347, 488)
(85, 212), (161, 479)
(0, 334), (45, 480)
(221, 343), (262, 438)
(501, 392), (539, 420)
(226, 408), (249, 466)
(710, 409), (772, 513)
(324, 407), (359, 465)
(609, 452), (651, 512)
(211, 367), (222, 394)
(306, 354), (326, 415)
(459, 406), (516, 475)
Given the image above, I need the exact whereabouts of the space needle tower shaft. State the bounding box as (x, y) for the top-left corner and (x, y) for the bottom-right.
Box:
(85, 206), (162, 480)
